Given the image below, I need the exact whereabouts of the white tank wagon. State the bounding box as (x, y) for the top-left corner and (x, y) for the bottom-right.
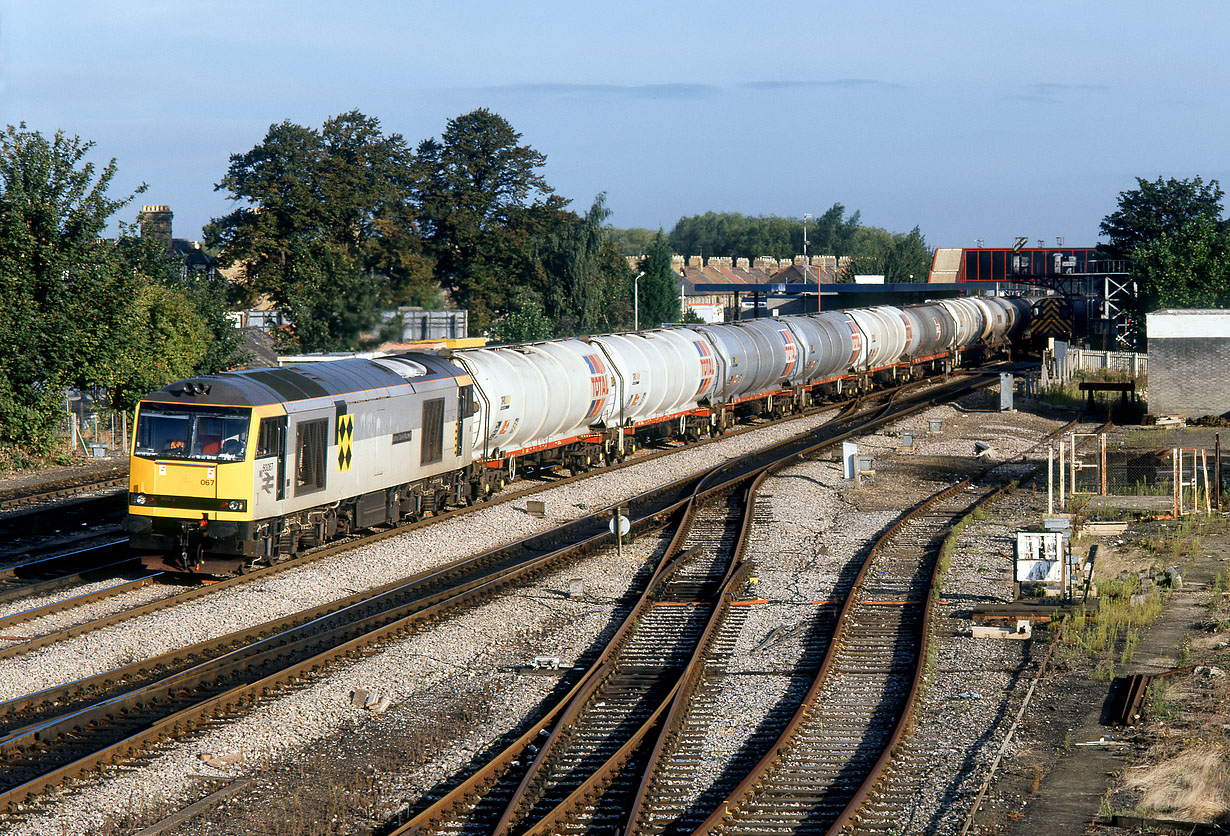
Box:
(589, 328), (718, 440)
(780, 312), (861, 386)
(971, 297), (1013, 345)
(450, 339), (618, 474)
(901, 302), (956, 360)
(126, 295), (1040, 574)
(938, 298), (987, 347)
(998, 296), (1036, 341)
(692, 323), (767, 405)
(846, 306), (910, 371)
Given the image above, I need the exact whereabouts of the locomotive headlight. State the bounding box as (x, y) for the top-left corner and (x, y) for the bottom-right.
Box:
(129, 493), (150, 506)
(225, 499), (246, 512)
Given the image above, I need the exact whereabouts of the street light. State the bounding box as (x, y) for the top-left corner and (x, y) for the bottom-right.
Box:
(803, 214), (812, 312)
(633, 271), (645, 331)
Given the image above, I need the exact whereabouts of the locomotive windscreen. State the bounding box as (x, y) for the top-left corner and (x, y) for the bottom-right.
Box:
(134, 405), (252, 462)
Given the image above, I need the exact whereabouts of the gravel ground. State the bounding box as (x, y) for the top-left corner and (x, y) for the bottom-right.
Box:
(1, 407), (849, 833)
(0, 392), (1086, 836)
(0, 409), (845, 704)
(647, 397), (1073, 818)
(0, 577), (192, 644)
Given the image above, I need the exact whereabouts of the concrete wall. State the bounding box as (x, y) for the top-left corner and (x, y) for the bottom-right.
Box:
(1147, 310), (1230, 418)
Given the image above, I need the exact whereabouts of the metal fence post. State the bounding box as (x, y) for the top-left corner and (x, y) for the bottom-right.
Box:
(1173, 448), (1180, 518)
(1100, 432), (1107, 496)
(1059, 440), (1066, 510)
(1048, 445), (1054, 515)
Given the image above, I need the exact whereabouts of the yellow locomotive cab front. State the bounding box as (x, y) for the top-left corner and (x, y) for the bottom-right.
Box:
(125, 401), (258, 571)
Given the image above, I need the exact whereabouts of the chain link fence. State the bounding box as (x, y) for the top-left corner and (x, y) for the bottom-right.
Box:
(1051, 430), (1226, 517)
(63, 391), (130, 459)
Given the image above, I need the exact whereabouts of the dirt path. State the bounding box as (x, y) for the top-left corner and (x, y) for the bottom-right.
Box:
(988, 540), (1228, 834)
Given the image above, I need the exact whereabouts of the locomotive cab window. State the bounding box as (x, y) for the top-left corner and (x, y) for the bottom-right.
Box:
(421, 398), (445, 465)
(134, 406), (251, 462)
(256, 417), (287, 459)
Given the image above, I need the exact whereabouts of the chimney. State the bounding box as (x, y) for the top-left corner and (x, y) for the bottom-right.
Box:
(139, 205), (174, 251)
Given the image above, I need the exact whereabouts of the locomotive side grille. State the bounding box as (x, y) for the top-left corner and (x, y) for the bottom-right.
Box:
(421, 398), (445, 465)
(295, 418), (328, 495)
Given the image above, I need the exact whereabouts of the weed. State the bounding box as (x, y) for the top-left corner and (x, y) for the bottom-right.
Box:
(1210, 567), (1229, 613)
(1030, 762), (1046, 793)
(1120, 628), (1139, 666)
(1098, 788), (1114, 819)
(1174, 636), (1192, 666)
(1147, 679), (1181, 721)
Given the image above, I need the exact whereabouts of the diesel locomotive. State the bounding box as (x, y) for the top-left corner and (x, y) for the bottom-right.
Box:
(125, 295), (1034, 574)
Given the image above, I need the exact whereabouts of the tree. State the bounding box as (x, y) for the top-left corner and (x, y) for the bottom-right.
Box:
(605, 226), (657, 257)
(414, 109), (565, 331)
(1100, 176), (1225, 258)
(1099, 176), (1230, 346)
(532, 194), (632, 336)
(842, 225), (931, 282)
(0, 124), (146, 451)
(637, 231), (680, 328)
(112, 234), (249, 382)
(668, 205), (863, 262)
(1131, 217), (1230, 309)
(206, 112), (430, 351)
(494, 290), (554, 343)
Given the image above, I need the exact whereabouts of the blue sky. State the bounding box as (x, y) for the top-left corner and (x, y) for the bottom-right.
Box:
(3, 1), (1228, 249)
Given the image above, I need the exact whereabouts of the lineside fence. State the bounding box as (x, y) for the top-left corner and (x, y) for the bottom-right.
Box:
(61, 392), (130, 459)
(1047, 430), (1225, 518)
(1045, 342), (1148, 383)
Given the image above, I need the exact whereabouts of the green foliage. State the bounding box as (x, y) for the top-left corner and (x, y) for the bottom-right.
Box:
(1055, 579), (1166, 674)
(495, 291), (554, 343)
(206, 111), (433, 351)
(532, 194), (631, 336)
(1146, 678), (1182, 721)
(840, 225), (931, 282)
(1100, 176), (1225, 257)
(606, 226), (658, 257)
(0, 123), (146, 451)
(669, 205), (862, 261)
(414, 108), (566, 333)
(667, 207), (930, 282)
(112, 234), (249, 383)
(636, 230), (681, 328)
(1131, 216), (1230, 309)
(0, 124), (251, 452)
(1099, 176), (1230, 347)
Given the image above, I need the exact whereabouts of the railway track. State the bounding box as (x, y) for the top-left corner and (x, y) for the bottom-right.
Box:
(0, 472), (127, 515)
(389, 373), (1004, 835)
(682, 479), (983, 835)
(0, 371), (999, 814)
(0, 379), (912, 662)
(0, 470), (693, 810)
(0, 542), (138, 609)
(667, 420), (1098, 836)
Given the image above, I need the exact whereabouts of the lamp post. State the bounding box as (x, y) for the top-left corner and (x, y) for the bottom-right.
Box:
(803, 213), (812, 312)
(633, 271), (645, 331)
